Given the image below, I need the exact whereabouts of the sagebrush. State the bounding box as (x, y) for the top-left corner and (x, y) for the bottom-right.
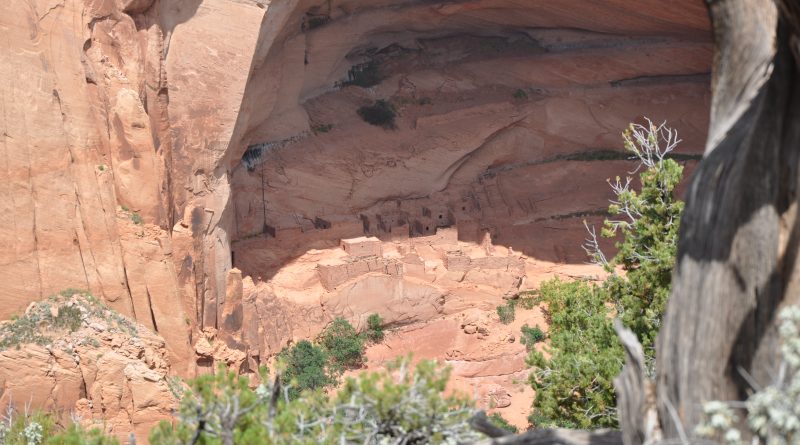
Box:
(150, 358), (481, 445)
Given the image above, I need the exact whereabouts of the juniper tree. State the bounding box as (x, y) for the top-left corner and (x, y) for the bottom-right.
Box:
(529, 121), (685, 428)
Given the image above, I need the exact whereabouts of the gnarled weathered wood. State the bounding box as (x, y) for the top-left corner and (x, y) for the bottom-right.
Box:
(468, 428), (623, 445)
(477, 2), (800, 443)
(614, 321), (662, 445)
(470, 411), (515, 438)
(656, 0), (800, 440)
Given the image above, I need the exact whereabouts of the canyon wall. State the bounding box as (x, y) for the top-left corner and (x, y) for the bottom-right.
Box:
(0, 0), (711, 412)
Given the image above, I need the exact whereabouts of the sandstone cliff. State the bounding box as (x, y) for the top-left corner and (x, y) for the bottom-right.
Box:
(0, 291), (176, 441)
(0, 0), (712, 434)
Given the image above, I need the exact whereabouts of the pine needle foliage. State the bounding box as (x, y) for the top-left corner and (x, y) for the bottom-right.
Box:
(528, 120), (685, 429)
(364, 313), (385, 343)
(320, 317), (365, 372)
(150, 358), (481, 445)
(278, 340), (334, 400)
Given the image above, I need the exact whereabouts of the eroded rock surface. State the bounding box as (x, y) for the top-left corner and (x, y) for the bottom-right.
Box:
(0, 293), (175, 441)
(0, 0), (712, 436)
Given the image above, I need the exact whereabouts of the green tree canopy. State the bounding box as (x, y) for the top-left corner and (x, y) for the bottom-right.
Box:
(320, 317), (365, 372)
(529, 121), (685, 428)
(280, 340), (334, 400)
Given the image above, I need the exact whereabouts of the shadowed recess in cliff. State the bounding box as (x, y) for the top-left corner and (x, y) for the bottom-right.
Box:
(217, 0), (711, 288)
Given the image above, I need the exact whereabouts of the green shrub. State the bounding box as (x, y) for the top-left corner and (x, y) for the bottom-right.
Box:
(0, 290), (137, 351)
(357, 100), (396, 128)
(119, 205), (143, 225)
(46, 424), (119, 445)
(599, 123), (684, 355)
(528, 279), (622, 429)
(0, 411), (58, 445)
(364, 313), (385, 343)
(527, 121), (685, 429)
(320, 317), (364, 371)
(52, 306), (83, 332)
(151, 358), (480, 445)
(58, 288), (87, 298)
(279, 340), (333, 399)
(520, 324), (546, 350)
(0, 301), (84, 350)
(496, 300), (516, 325)
(513, 89), (528, 100)
(516, 291), (538, 310)
(0, 409), (116, 445)
(488, 412), (519, 434)
(0, 314), (50, 350)
(330, 359), (479, 443)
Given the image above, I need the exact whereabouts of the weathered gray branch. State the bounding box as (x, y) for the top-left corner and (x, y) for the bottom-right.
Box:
(470, 411), (514, 438)
(467, 428), (622, 445)
(614, 321), (661, 445)
(655, 0), (800, 441)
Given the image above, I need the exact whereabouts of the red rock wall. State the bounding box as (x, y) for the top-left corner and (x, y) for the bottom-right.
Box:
(0, 0), (712, 377)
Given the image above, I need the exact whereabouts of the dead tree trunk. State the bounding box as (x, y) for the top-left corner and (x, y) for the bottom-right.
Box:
(469, 1), (800, 443)
(649, 0), (800, 440)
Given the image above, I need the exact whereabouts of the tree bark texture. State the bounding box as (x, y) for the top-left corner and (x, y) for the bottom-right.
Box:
(469, 1), (800, 444)
(467, 429), (622, 445)
(656, 0), (800, 439)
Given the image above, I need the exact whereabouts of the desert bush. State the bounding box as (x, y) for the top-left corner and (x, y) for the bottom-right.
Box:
(46, 424), (120, 445)
(119, 206), (143, 225)
(151, 357), (481, 445)
(488, 412), (519, 434)
(320, 317), (364, 371)
(278, 340), (333, 400)
(150, 364), (269, 445)
(130, 213), (143, 225)
(328, 359), (479, 443)
(516, 291), (538, 310)
(0, 411), (58, 445)
(364, 313), (384, 343)
(496, 300), (516, 325)
(0, 314), (51, 350)
(52, 306), (83, 332)
(0, 408), (117, 445)
(520, 324), (546, 350)
(357, 100), (396, 128)
(0, 297), (84, 350)
(0, 289), (138, 351)
(527, 279), (622, 429)
(0, 290), (138, 351)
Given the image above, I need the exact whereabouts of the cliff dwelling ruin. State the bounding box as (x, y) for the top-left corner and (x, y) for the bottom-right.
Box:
(0, 0), (713, 436)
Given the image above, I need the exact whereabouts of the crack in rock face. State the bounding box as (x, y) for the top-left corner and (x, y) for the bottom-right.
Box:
(0, 0), (712, 437)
